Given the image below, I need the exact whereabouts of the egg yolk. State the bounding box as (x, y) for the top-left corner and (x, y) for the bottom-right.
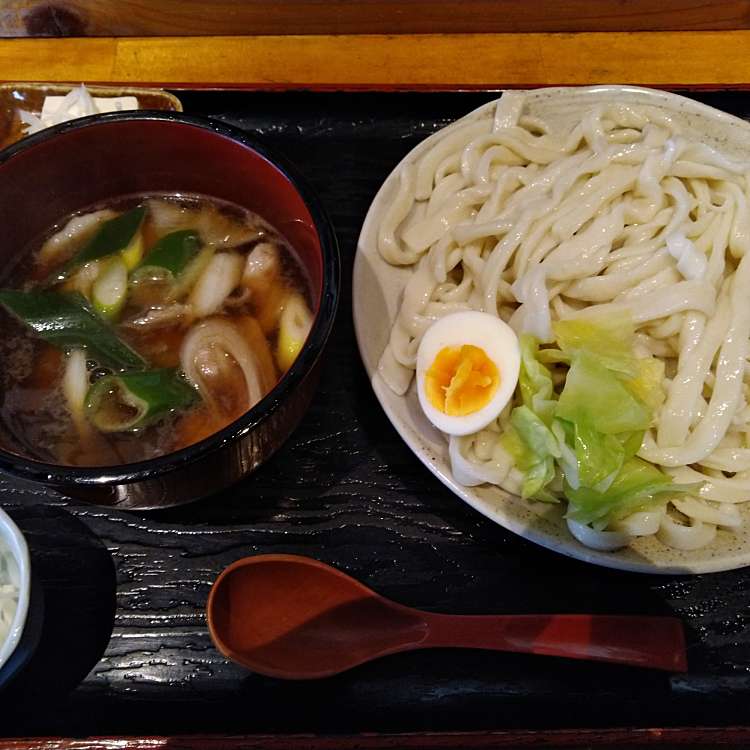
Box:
(425, 345), (500, 416)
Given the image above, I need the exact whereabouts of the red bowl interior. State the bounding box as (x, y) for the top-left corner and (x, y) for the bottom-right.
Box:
(0, 117), (323, 307)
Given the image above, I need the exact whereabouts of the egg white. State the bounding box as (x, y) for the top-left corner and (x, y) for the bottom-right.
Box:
(416, 311), (520, 437)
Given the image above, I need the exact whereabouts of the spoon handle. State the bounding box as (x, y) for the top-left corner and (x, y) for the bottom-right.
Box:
(422, 613), (686, 672)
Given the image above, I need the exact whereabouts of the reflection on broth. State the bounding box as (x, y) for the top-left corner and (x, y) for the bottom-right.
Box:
(0, 193), (313, 466)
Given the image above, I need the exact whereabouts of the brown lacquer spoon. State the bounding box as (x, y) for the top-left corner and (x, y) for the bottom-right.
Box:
(206, 554), (687, 679)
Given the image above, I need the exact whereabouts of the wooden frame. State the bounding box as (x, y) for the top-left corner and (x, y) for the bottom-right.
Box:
(3, 727), (750, 748)
(2, 1), (750, 37)
(2, 31), (750, 89)
(1, 7), (749, 748)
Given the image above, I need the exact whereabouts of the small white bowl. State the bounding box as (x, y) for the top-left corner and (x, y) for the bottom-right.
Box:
(0, 507), (30, 675)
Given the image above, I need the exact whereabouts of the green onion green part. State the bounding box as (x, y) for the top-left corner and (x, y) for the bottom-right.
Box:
(86, 368), (198, 432)
(135, 230), (201, 279)
(0, 289), (145, 369)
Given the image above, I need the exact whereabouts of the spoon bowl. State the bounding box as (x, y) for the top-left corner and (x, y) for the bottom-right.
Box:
(207, 554), (687, 679)
(208, 555), (428, 678)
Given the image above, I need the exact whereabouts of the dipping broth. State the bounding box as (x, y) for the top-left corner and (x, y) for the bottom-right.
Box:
(0, 193), (314, 466)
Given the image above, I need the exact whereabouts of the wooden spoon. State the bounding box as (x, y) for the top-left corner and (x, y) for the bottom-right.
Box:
(206, 554), (687, 679)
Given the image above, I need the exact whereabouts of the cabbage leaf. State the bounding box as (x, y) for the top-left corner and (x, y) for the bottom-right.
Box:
(564, 456), (674, 527)
(502, 314), (676, 528)
(556, 352), (651, 435)
(553, 311), (637, 376)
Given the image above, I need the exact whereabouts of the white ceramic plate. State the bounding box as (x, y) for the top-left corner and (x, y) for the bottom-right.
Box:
(353, 85), (750, 575)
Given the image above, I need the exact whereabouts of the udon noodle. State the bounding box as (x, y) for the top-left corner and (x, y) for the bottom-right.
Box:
(376, 91), (750, 552)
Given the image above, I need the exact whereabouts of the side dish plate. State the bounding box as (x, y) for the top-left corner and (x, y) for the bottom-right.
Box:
(353, 85), (750, 574)
(0, 83), (182, 149)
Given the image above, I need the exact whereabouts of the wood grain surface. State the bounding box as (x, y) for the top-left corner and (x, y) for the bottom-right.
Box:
(3, 32), (750, 89)
(0, 89), (749, 740)
(3, 726), (750, 748)
(3, 1), (750, 37)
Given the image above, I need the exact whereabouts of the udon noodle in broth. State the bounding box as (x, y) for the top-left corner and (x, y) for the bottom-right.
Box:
(0, 193), (313, 466)
(377, 91), (750, 553)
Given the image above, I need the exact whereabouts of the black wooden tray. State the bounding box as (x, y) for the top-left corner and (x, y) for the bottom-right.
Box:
(2, 90), (749, 738)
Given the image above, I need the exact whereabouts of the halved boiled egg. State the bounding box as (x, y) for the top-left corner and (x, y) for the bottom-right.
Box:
(416, 311), (520, 436)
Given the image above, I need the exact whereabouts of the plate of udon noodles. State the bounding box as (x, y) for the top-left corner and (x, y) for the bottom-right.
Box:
(354, 85), (750, 574)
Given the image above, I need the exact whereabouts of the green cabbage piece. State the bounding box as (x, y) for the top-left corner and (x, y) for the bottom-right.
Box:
(556, 352), (651, 435)
(500, 421), (553, 500)
(568, 417), (624, 489)
(523, 457), (557, 502)
(518, 335), (556, 425)
(623, 357), (666, 413)
(553, 311), (637, 376)
(503, 315), (675, 527)
(502, 338), (561, 500)
(554, 311), (665, 413)
(501, 423), (556, 501)
(564, 456), (674, 527)
(511, 405), (560, 459)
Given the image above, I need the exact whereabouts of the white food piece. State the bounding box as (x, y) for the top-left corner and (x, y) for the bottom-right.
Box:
(666, 232), (708, 281)
(416, 311), (520, 436)
(62, 349), (90, 436)
(38, 209), (117, 265)
(509, 265), (553, 342)
(19, 84), (139, 135)
(0, 540), (19, 649)
(41, 95), (138, 120)
(189, 252), (244, 318)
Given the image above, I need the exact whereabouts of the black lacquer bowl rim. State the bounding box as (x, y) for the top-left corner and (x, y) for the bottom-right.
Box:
(0, 110), (340, 485)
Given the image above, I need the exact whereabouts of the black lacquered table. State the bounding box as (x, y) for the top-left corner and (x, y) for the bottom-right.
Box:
(2, 90), (750, 743)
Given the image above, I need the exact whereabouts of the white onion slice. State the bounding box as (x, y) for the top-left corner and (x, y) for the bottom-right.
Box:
(189, 252), (243, 318)
(180, 318), (271, 412)
(39, 209), (116, 265)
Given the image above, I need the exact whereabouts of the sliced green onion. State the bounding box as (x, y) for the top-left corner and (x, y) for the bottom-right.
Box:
(68, 206), (146, 270)
(276, 293), (313, 372)
(0, 289), (145, 369)
(120, 232), (145, 270)
(86, 368), (198, 432)
(92, 256), (128, 320)
(134, 230), (201, 280)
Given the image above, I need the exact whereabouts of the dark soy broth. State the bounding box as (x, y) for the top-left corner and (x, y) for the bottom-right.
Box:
(0, 193), (313, 466)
